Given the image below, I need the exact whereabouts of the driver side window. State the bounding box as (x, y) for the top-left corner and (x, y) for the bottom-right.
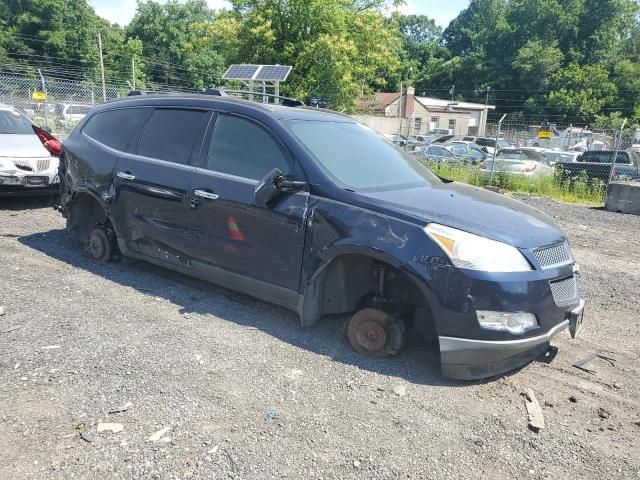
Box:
(207, 114), (291, 180)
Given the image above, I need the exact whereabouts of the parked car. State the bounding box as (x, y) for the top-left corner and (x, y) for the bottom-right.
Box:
(446, 141), (488, 164)
(55, 103), (93, 123)
(414, 144), (465, 163)
(462, 136), (515, 154)
(557, 150), (640, 182)
(58, 94), (584, 380)
(479, 148), (554, 178)
(543, 151), (581, 166)
(0, 104), (61, 195)
(430, 128), (452, 135)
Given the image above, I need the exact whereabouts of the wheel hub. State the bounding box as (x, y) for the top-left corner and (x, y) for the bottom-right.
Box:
(88, 234), (105, 258)
(355, 320), (387, 352)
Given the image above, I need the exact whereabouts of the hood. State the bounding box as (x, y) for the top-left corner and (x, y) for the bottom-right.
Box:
(0, 134), (49, 158)
(358, 182), (564, 249)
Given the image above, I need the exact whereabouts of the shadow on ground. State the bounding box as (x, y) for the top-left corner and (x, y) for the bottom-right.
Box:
(16, 219), (540, 388)
(0, 195), (57, 211)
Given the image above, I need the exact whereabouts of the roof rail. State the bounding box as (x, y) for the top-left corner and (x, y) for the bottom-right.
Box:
(127, 90), (166, 96)
(203, 88), (305, 107)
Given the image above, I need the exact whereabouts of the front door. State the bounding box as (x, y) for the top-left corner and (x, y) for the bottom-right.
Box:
(111, 107), (211, 266)
(187, 113), (308, 300)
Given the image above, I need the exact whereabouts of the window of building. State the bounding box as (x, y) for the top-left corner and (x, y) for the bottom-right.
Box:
(449, 119), (456, 130)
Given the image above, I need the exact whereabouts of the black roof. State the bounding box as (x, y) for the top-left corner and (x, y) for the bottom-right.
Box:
(103, 94), (351, 122)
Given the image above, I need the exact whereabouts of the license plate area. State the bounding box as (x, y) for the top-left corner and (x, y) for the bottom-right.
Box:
(23, 176), (49, 187)
(569, 300), (585, 339)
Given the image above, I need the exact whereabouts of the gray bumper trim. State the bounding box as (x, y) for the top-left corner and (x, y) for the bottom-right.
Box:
(439, 320), (570, 380)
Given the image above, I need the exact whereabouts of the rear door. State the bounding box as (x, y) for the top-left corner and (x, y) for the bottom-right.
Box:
(187, 112), (308, 299)
(111, 107), (211, 266)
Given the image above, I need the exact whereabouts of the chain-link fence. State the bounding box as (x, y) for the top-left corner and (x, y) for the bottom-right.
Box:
(405, 121), (640, 204)
(0, 73), (136, 138)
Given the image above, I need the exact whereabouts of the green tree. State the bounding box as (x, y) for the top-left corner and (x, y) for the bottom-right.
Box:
(545, 63), (617, 122)
(126, 0), (225, 88)
(512, 40), (564, 90)
(229, 0), (402, 110)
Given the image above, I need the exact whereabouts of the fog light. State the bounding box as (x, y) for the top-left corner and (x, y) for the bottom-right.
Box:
(0, 175), (21, 185)
(476, 311), (538, 335)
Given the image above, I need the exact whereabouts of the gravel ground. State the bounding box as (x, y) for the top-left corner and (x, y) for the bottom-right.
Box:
(0, 194), (639, 480)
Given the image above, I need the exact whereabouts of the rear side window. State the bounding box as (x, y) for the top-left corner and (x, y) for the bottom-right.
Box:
(581, 151), (631, 164)
(137, 109), (209, 165)
(206, 114), (290, 179)
(83, 108), (151, 151)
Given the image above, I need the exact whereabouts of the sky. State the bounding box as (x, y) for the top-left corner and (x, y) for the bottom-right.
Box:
(87, 0), (470, 29)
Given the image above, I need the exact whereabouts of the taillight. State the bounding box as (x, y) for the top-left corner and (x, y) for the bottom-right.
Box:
(522, 163), (538, 172)
(32, 125), (62, 157)
(479, 161), (486, 169)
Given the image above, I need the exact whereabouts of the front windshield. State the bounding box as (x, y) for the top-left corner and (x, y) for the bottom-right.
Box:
(0, 109), (33, 134)
(285, 120), (442, 191)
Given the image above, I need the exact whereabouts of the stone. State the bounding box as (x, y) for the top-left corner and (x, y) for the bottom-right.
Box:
(97, 423), (123, 434)
(392, 385), (407, 397)
(147, 426), (171, 442)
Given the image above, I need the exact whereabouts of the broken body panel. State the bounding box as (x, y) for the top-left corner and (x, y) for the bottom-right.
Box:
(58, 95), (584, 380)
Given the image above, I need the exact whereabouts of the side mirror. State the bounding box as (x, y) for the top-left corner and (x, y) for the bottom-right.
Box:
(255, 168), (283, 207)
(254, 168), (306, 207)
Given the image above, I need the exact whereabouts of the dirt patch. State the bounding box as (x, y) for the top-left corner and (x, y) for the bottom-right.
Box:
(1, 195), (638, 479)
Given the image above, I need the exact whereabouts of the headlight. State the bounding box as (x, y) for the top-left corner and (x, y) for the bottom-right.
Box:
(477, 311), (538, 335)
(424, 223), (532, 272)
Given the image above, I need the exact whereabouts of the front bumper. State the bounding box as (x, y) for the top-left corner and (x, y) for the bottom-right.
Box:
(0, 159), (59, 195)
(439, 300), (585, 380)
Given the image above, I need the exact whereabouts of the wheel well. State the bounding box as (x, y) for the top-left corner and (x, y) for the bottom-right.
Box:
(300, 254), (436, 336)
(66, 193), (109, 243)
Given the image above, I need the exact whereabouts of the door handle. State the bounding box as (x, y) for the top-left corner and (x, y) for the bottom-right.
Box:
(193, 189), (219, 200)
(116, 171), (135, 181)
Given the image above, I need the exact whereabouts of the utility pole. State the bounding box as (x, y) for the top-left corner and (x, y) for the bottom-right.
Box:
(37, 68), (48, 129)
(398, 82), (403, 142)
(97, 31), (106, 102)
(450, 84), (455, 101)
(132, 56), (136, 91)
(607, 118), (628, 185)
(484, 86), (491, 136)
(489, 113), (507, 185)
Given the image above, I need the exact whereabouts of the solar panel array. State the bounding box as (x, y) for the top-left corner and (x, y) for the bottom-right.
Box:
(222, 64), (292, 82)
(254, 65), (292, 81)
(222, 65), (261, 80)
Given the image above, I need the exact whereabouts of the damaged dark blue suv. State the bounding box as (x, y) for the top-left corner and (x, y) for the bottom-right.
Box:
(57, 94), (585, 380)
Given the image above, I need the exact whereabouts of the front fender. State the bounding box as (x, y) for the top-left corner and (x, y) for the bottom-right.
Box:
(298, 198), (446, 327)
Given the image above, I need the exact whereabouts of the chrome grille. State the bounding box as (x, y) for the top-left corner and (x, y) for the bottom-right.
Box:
(533, 241), (572, 269)
(37, 159), (50, 172)
(550, 275), (580, 307)
(13, 159), (33, 171)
